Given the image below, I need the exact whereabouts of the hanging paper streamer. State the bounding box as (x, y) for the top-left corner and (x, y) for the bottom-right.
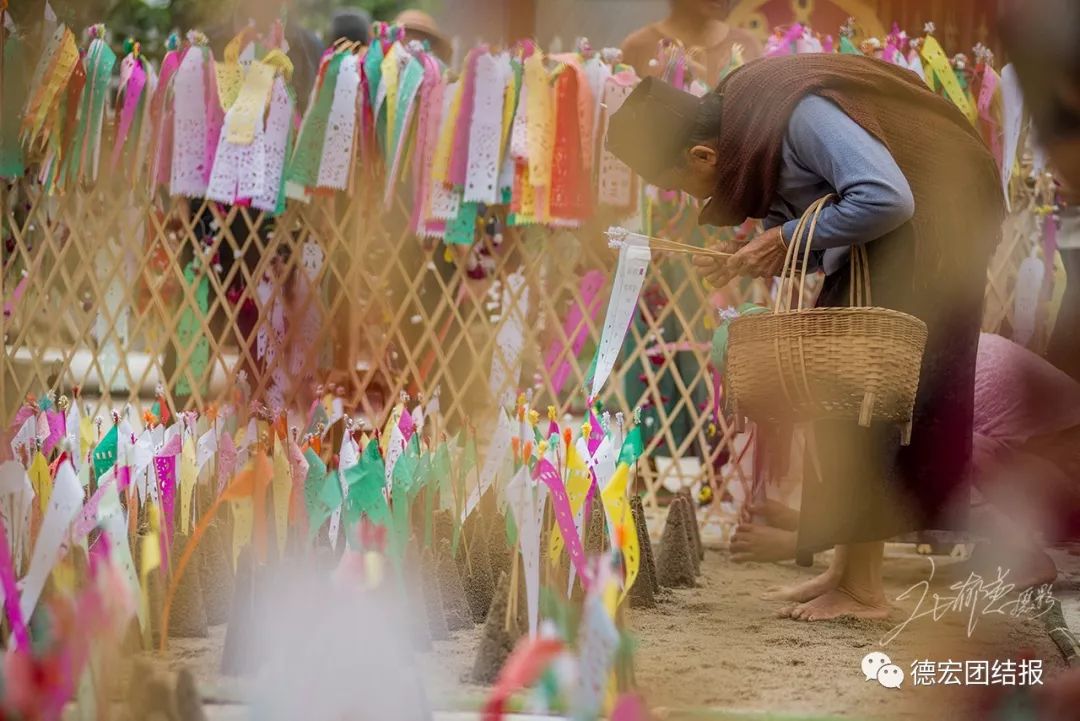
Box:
(170, 39), (214, 197)
(288, 52), (343, 190)
(504, 466), (548, 638)
(319, 52), (361, 192)
(19, 460), (83, 622)
(383, 54), (425, 204)
(999, 64), (1025, 210)
(461, 409), (514, 521)
(589, 232), (651, 398)
(463, 52), (508, 205)
(0, 29), (28, 178)
(21, 25), (79, 150)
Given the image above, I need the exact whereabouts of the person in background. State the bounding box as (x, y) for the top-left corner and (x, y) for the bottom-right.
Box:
(393, 9), (452, 64)
(607, 54), (1003, 622)
(620, 0), (763, 87)
(328, 8), (372, 47)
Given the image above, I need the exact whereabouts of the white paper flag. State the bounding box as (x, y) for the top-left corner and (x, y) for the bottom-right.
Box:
(504, 466), (548, 638)
(20, 460), (83, 622)
(590, 234), (651, 398)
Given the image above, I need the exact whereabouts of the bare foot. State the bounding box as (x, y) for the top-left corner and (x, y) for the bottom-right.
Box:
(749, 500), (800, 531)
(783, 585), (891, 622)
(731, 524), (797, 563)
(763, 568), (841, 602)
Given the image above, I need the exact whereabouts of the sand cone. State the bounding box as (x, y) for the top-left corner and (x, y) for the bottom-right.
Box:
(584, 501), (606, 557)
(221, 547), (255, 676)
(470, 570), (521, 685)
(631, 496), (659, 594)
(403, 539), (434, 651)
(168, 535), (209, 638)
(436, 539), (473, 631)
(678, 488), (705, 562)
(678, 500), (701, 577)
(486, 513), (512, 582)
(656, 498), (696, 588)
(420, 547), (450, 641)
(175, 667), (208, 721)
(628, 497), (657, 608)
(460, 531), (495, 623)
(198, 521), (234, 626)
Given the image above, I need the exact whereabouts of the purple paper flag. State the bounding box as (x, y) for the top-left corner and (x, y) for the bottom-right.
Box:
(535, 458), (589, 588)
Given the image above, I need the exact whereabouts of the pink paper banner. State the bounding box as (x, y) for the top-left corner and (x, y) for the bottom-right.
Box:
(43, 410), (65, 455)
(154, 454), (177, 546)
(111, 61), (147, 170)
(217, 431), (237, 496)
(535, 458), (588, 587)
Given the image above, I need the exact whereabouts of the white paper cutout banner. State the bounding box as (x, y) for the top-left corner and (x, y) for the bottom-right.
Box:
(20, 460), (83, 622)
(590, 233), (651, 398)
(461, 409), (513, 522)
(504, 466), (548, 638)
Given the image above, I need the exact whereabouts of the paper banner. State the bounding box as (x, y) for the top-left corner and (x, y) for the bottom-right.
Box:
(574, 593), (621, 720)
(463, 53), (506, 205)
(999, 64), (1024, 210)
(271, 445), (291, 556)
(170, 48), (211, 197)
(20, 460), (83, 622)
(318, 53), (360, 191)
(920, 36), (976, 124)
(490, 271), (530, 406)
(461, 409), (513, 522)
(178, 436), (197, 535)
(153, 454), (178, 547)
(505, 466), (548, 638)
(343, 440), (389, 539)
(196, 427), (217, 473)
(589, 236), (651, 398)
(328, 434), (360, 549)
(0, 461), (33, 575)
(92, 424), (118, 481)
(28, 450), (51, 513)
(601, 463), (639, 603)
(549, 439), (592, 592)
(230, 497), (253, 570)
(535, 458), (589, 587)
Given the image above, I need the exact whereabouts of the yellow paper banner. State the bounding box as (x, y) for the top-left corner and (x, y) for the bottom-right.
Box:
(179, 437), (197, 535)
(231, 497), (254, 571)
(271, 445), (291, 557)
(524, 53), (553, 187)
(225, 60), (277, 146)
(600, 463), (639, 605)
(921, 36), (976, 124)
(28, 451), (52, 513)
(547, 442), (593, 563)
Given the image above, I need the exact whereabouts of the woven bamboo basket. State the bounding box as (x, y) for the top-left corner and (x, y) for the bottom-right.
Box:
(725, 196), (928, 445)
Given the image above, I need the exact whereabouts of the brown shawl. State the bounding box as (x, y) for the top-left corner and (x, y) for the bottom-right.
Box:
(700, 53), (1005, 288)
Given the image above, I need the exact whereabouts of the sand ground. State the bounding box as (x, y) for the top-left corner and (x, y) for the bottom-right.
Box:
(153, 540), (1079, 721)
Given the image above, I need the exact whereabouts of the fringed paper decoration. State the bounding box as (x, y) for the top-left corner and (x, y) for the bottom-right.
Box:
(252, 76), (297, 215)
(21, 24), (79, 152)
(207, 49), (292, 205)
(0, 24), (28, 178)
(286, 51), (343, 192)
(383, 51), (424, 204)
(170, 32), (220, 198)
(318, 52), (361, 192)
(55, 26), (113, 189)
(149, 33), (183, 189)
(410, 55), (446, 237)
(920, 31), (977, 124)
(110, 40), (150, 176)
(549, 62), (591, 224)
(463, 52), (509, 206)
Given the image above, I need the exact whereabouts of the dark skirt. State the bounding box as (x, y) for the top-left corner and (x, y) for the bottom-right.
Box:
(795, 236), (987, 554)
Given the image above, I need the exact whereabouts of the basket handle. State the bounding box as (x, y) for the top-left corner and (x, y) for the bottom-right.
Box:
(849, 244), (872, 308)
(774, 195), (835, 313)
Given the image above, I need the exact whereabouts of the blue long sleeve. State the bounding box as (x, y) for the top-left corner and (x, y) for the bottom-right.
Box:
(775, 95), (915, 252)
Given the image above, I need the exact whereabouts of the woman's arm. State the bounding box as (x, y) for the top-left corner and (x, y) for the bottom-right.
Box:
(780, 95), (915, 250)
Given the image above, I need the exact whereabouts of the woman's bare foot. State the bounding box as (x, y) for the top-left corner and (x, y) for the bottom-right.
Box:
(731, 524), (797, 563)
(782, 585), (891, 622)
(763, 567), (841, 602)
(749, 499), (800, 531)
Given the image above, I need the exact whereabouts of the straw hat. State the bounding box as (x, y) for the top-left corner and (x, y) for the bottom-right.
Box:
(394, 9), (451, 61)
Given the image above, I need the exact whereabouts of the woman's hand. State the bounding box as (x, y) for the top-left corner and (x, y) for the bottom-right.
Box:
(693, 227), (788, 288)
